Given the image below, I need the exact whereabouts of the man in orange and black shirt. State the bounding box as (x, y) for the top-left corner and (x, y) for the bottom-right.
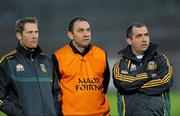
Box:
(52, 17), (110, 116)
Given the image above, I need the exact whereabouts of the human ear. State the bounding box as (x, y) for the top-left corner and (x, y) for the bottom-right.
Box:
(16, 32), (22, 41)
(126, 38), (132, 45)
(67, 31), (74, 41)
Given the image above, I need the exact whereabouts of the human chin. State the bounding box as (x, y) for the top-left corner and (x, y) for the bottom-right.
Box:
(141, 47), (148, 52)
(83, 40), (90, 45)
(84, 42), (90, 47)
(81, 43), (89, 48)
(30, 43), (38, 48)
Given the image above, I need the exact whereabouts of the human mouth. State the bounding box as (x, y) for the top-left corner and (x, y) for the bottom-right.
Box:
(83, 39), (90, 42)
(142, 44), (148, 47)
(31, 41), (37, 44)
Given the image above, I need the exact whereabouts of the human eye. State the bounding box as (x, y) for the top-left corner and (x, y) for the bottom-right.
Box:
(78, 28), (84, 33)
(27, 31), (33, 35)
(35, 31), (39, 34)
(144, 33), (149, 37)
(135, 34), (142, 38)
(87, 28), (91, 32)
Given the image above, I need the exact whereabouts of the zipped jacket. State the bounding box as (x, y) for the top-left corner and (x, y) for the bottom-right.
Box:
(113, 43), (173, 116)
(0, 43), (60, 116)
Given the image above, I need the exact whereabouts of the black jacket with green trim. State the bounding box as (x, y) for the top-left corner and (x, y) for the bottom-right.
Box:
(0, 43), (60, 116)
(113, 43), (173, 116)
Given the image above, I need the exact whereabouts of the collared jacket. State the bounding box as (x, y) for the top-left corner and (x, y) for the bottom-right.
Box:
(0, 43), (60, 116)
(52, 42), (110, 116)
(113, 43), (173, 116)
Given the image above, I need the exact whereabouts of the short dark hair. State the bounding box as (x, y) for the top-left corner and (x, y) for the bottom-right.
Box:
(15, 17), (38, 34)
(68, 17), (89, 32)
(126, 22), (146, 38)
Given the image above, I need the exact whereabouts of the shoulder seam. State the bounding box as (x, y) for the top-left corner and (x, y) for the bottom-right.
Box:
(0, 50), (17, 63)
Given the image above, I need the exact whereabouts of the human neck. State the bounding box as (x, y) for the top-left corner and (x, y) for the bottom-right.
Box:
(20, 42), (34, 52)
(132, 49), (144, 56)
(72, 42), (85, 53)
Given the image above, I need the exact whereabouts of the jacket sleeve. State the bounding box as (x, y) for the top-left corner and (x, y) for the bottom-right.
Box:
(102, 53), (110, 94)
(52, 66), (62, 116)
(0, 61), (24, 116)
(139, 54), (173, 95)
(51, 54), (62, 80)
(113, 57), (151, 93)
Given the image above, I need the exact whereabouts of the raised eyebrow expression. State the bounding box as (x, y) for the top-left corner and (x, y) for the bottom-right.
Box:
(135, 33), (149, 38)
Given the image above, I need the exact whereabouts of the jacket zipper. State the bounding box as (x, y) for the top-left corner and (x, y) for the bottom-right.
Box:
(30, 54), (46, 115)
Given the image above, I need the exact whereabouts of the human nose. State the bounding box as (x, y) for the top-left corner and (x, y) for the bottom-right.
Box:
(142, 36), (148, 41)
(84, 30), (90, 36)
(32, 32), (39, 38)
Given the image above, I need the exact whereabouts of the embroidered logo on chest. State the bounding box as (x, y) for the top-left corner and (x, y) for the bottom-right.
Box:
(40, 64), (47, 73)
(121, 70), (128, 74)
(130, 64), (137, 71)
(16, 64), (25, 72)
(147, 61), (157, 70)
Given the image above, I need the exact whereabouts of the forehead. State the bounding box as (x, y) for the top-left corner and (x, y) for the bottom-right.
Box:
(23, 23), (38, 30)
(73, 21), (90, 29)
(132, 26), (148, 34)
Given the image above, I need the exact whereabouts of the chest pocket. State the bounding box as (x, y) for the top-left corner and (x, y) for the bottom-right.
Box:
(146, 60), (158, 77)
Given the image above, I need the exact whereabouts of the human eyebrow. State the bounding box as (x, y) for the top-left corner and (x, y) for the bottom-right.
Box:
(135, 34), (143, 38)
(27, 30), (39, 34)
(86, 27), (91, 31)
(77, 28), (84, 32)
(144, 33), (149, 36)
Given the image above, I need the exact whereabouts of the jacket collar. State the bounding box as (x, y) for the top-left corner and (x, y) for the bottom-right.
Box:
(16, 42), (42, 59)
(119, 42), (158, 61)
(69, 41), (91, 56)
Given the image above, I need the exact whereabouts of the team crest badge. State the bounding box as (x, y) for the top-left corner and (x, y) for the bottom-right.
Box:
(147, 61), (157, 70)
(40, 64), (47, 73)
(130, 64), (137, 71)
(16, 64), (25, 72)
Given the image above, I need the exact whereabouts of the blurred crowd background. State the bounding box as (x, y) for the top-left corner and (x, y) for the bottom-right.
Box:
(0, 0), (180, 92)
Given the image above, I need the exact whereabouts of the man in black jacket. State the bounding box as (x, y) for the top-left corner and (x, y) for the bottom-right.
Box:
(113, 23), (173, 116)
(0, 17), (60, 116)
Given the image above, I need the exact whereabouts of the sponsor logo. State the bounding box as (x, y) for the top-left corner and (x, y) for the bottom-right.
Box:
(75, 77), (103, 91)
(16, 64), (25, 72)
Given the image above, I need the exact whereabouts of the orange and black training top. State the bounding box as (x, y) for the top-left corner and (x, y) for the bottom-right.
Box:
(52, 42), (110, 116)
